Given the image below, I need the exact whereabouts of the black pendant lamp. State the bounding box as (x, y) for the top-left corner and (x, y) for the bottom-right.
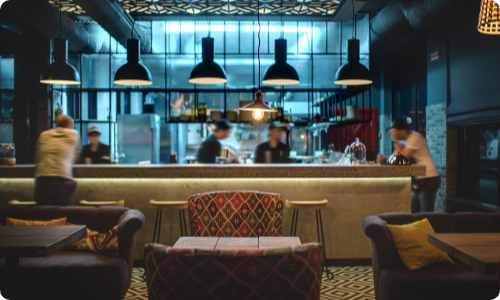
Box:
(262, 39), (300, 85)
(40, 3), (80, 85)
(40, 38), (81, 85)
(189, 37), (227, 84)
(114, 39), (153, 86)
(334, 1), (372, 86)
(238, 0), (276, 121)
(334, 39), (372, 86)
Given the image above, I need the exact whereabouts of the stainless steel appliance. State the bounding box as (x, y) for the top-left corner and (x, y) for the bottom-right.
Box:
(118, 114), (160, 164)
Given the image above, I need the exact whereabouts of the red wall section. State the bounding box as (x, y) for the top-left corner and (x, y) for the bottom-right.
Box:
(329, 108), (378, 152)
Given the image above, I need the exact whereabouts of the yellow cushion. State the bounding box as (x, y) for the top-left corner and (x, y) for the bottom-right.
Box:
(6, 217), (68, 226)
(386, 218), (454, 270)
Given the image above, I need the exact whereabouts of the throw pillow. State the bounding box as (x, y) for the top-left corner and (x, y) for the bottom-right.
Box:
(386, 218), (454, 270)
(6, 217), (67, 226)
(67, 226), (119, 256)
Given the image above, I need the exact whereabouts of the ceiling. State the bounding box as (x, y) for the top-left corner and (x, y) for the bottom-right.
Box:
(50, 0), (342, 17)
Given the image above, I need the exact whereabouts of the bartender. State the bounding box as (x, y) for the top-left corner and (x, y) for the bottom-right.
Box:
(80, 126), (111, 164)
(197, 119), (236, 164)
(254, 122), (291, 163)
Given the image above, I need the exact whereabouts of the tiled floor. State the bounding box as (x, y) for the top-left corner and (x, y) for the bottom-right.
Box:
(124, 266), (375, 300)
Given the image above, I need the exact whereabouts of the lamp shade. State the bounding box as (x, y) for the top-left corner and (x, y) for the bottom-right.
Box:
(114, 39), (153, 86)
(262, 39), (300, 85)
(189, 37), (227, 84)
(334, 39), (372, 86)
(478, 0), (500, 35)
(239, 90), (276, 112)
(40, 38), (81, 85)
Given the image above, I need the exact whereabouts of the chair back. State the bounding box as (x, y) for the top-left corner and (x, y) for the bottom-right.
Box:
(143, 242), (324, 300)
(188, 191), (284, 237)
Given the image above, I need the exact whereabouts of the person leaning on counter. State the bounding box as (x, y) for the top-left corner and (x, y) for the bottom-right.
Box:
(254, 122), (291, 163)
(79, 126), (111, 164)
(197, 119), (238, 164)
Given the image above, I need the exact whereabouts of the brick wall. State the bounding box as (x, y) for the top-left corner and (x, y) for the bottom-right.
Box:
(426, 103), (449, 212)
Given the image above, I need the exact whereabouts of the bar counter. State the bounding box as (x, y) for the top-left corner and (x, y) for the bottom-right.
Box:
(0, 164), (425, 262)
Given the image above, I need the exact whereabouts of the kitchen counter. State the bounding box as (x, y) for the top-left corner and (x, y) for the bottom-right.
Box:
(0, 164), (424, 262)
(0, 164), (425, 178)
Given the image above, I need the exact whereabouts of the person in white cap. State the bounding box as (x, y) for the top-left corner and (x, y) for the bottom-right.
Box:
(79, 126), (110, 164)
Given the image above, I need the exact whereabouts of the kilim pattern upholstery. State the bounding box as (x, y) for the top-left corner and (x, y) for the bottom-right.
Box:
(188, 191), (284, 237)
(143, 242), (324, 300)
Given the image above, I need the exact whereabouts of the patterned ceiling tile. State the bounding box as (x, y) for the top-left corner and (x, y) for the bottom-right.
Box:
(50, 0), (339, 16)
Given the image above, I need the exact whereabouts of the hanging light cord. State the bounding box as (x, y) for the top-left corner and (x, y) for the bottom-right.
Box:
(352, 0), (355, 39)
(59, 2), (62, 38)
(280, 0), (283, 39)
(207, 0), (210, 37)
(258, 0), (261, 91)
(131, 10), (137, 39)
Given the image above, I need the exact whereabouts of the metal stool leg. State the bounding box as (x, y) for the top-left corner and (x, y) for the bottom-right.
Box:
(182, 210), (188, 236)
(178, 210), (185, 236)
(293, 210), (299, 237)
(318, 210), (334, 280)
(290, 209), (297, 236)
(156, 210), (163, 244)
(152, 210), (160, 243)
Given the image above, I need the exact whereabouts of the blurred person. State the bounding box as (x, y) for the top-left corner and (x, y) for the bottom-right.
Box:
(34, 115), (81, 206)
(80, 126), (111, 164)
(377, 118), (440, 213)
(254, 122), (291, 163)
(197, 119), (238, 164)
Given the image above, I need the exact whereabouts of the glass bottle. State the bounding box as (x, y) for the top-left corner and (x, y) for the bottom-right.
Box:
(271, 103), (277, 121)
(198, 102), (207, 122)
(277, 103), (283, 121)
(190, 102), (196, 121)
(349, 137), (366, 165)
(55, 102), (61, 119)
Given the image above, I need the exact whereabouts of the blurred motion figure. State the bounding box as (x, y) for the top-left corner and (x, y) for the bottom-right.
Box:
(34, 115), (81, 206)
(80, 126), (110, 164)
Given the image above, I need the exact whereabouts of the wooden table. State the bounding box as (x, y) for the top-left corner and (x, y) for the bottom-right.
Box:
(428, 233), (500, 274)
(0, 225), (87, 299)
(174, 236), (301, 250)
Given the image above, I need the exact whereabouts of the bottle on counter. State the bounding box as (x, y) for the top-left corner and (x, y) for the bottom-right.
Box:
(55, 102), (61, 119)
(198, 102), (207, 122)
(190, 102), (196, 122)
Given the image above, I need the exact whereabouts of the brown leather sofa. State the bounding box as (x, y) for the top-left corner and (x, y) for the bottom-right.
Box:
(0, 206), (145, 300)
(362, 212), (499, 300)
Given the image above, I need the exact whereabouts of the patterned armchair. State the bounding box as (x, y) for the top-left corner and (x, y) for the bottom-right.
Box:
(188, 191), (284, 237)
(143, 243), (324, 300)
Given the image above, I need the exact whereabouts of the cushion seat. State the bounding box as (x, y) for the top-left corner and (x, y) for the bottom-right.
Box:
(0, 251), (128, 300)
(380, 262), (498, 300)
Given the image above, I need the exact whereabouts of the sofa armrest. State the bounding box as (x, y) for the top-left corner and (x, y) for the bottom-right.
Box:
(117, 209), (145, 261)
(362, 216), (398, 270)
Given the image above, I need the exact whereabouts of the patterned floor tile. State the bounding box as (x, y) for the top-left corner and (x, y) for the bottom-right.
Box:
(127, 266), (375, 300)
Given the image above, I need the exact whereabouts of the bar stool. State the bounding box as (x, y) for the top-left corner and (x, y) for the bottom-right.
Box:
(286, 199), (334, 280)
(8, 200), (37, 205)
(149, 200), (188, 243)
(79, 200), (125, 207)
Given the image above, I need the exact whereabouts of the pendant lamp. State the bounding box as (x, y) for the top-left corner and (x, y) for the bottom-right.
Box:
(40, 3), (80, 85)
(334, 39), (372, 86)
(40, 38), (81, 85)
(114, 39), (153, 86)
(262, 39), (300, 85)
(478, 0), (500, 35)
(189, 37), (227, 84)
(238, 0), (276, 120)
(334, 0), (372, 86)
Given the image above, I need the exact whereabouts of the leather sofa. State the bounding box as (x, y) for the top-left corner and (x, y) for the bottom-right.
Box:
(362, 212), (499, 300)
(0, 206), (145, 300)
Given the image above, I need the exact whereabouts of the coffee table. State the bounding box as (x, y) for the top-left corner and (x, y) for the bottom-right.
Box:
(173, 236), (301, 250)
(0, 225), (87, 299)
(428, 233), (500, 274)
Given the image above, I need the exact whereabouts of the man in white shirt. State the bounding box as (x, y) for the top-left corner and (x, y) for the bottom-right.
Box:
(34, 115), (81, 205)
(377, 118), (441, 213)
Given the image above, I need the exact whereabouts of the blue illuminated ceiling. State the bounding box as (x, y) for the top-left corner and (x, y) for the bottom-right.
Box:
(50, 0), (341, 16)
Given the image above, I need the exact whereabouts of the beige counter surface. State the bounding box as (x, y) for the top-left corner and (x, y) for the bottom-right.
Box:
(0, 164), (425, 178)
